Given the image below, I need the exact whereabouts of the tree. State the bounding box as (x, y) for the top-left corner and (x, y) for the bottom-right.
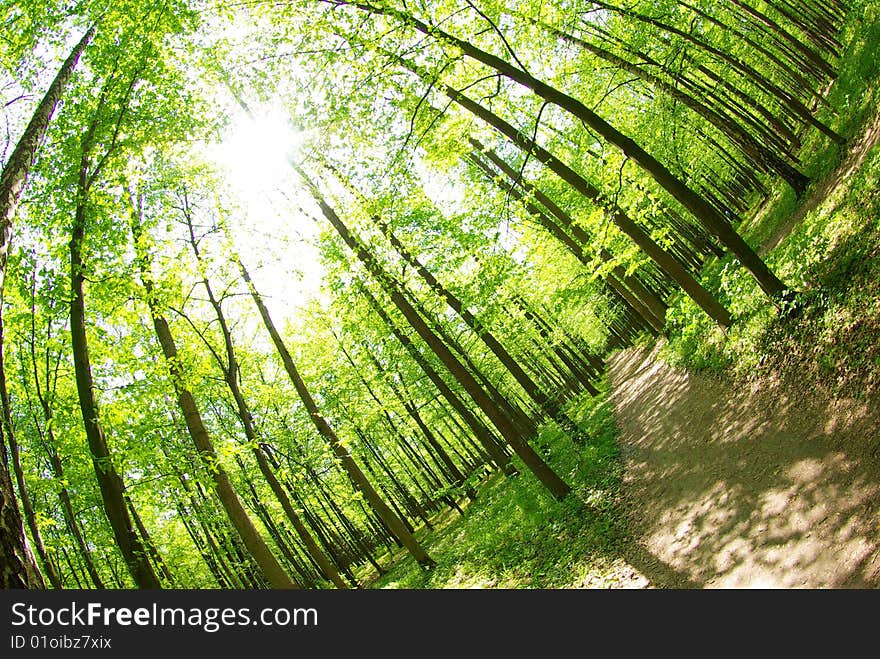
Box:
(238, 256), (437, 569)
(129, 189), (299, 589)
(68, 66), (163, 590)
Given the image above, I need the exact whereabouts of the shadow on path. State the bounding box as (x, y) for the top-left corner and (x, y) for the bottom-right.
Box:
(608, 342), (880, 588)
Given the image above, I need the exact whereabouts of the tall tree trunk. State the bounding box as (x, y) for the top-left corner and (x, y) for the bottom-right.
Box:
(677, 0), (818, 106)
(525, 15), (810, 194)
(427, 74), (732, 325)
(233, 458), (319, 588)
(362, 288), (516, 475)
(237, 258), (436, 568)
(392, 54), (730, 323)
(370, 214), (581, 435)
(340, 2), (790, 301)
(36, 430), (105, 588)
(335, 337), (468, 500)
(356, 343), (476, 500)
(24, 282), (106, 588)
(0, 26), (95, 292)
(468, 147), (668, 331)
(730, 0), (837, 76)
(419, 296), (541, 437)
(303, 461), (386, 574)
(589, 0), (842, 141)
(320, 159), (578, 430)
(125, 495), (175, 586)
(57, 535), (87, 588)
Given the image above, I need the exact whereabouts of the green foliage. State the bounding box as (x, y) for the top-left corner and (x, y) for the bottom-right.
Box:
(661, 5), (880, 396)
(756, 147), (880, 400)
(3, 0), (876, 590)
(373, 388), (629, 589)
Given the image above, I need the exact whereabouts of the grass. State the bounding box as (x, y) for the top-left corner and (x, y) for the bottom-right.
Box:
(367, 3), (880, 590)
(369, 384), (635, 589)
(659, 1), (880, 399)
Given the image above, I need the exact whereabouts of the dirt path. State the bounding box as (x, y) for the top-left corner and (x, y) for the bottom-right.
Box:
(607, 341), (880, 588)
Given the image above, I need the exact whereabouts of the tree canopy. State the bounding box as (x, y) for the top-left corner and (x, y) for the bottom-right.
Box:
(0, 0), (858, 588)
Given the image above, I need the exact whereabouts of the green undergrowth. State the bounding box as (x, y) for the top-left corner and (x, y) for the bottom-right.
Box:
(757, 160), (880, 400)
(368, 3), (880, 591)
(370, 384), (630, 589)
(660, 2), (880, 400)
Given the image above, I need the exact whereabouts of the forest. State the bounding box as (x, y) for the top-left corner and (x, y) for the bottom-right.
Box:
(1, 0), (878, 590)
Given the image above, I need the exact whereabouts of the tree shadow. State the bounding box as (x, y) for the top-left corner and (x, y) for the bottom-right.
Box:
(607, 342), (880, 588)
(622, 540), (703, 589)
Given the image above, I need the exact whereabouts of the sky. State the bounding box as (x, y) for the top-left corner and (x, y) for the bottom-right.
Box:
(207, 103), (327, 329)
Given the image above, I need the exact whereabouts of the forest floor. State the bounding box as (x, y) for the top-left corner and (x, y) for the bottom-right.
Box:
(608, 341), (880, 588)
(608, 101), (880, 589)
(372, 18), (880, 590)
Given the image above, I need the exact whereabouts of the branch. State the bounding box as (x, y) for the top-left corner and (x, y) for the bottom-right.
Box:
(166, 304), (228, 372)
(464, 0), (529, 74)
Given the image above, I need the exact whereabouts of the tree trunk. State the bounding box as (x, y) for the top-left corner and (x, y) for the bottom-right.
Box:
(358, 344), (476, 499)
(441, 82), (732, 324)
(337, 338), (469, 502)
(527, 15), (809, 194)
(25, 290), (107, 588)
(0, 291), (61, 587)
(591, 0), (842, 141)
(469, 148), (667, 331)
(237, 258), (436, 568)
(371, 215), (581, 434)
(0, 26), (95, 292)
(0, 459), (44, 588)
(126, 496), (175, 586)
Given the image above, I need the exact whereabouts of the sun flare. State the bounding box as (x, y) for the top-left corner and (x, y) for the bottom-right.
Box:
(213, 107), (302, 198)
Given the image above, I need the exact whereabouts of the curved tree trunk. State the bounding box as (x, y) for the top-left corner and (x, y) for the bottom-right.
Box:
(371, 214), (582, 435)
(1, 459), (45, 588)
(527, 15), (809, 194)
(468, 147), (668, 332)
(0, 25), (96, 592)
(23, 279), (107, 589)
(130, 204), (297, 589)
(431, 76), (732, 325)
(0, 288), (61, 587)
(237, 258), (436, 568)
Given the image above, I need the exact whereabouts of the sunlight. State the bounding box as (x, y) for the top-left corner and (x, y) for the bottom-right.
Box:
(206, 106), (325, 327)
(213, 107), (302, 198)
